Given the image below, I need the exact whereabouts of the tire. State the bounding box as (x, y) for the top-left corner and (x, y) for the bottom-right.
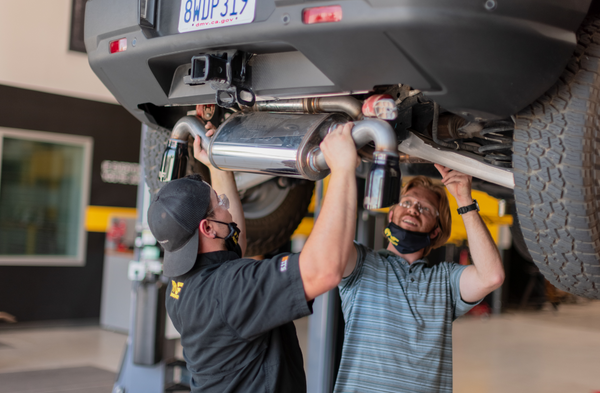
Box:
(143, 126), (210, 195)
(242, 178), (314, 257)
(510, 206), (533, 263)
(143, 126), (314, 257)
(143, 126), (171, 196)
(513, 15), (600, 299)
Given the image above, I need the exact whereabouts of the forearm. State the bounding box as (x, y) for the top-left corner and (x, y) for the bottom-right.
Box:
(300, 169), (357, 298)
(309, 170), (357, 264)
(437, 165), (505, 301)
(209, 167), (247, 254)
(460, 208), (505, 301)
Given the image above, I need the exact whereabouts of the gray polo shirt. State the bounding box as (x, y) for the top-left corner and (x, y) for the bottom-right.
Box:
(334, 243), (479, 393)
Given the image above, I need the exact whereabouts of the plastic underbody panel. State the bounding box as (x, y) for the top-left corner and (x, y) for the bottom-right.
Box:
(84, 0), (592, 129)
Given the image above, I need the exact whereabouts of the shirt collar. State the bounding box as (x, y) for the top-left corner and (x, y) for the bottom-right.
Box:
(197, 250), (239, 265)
(377, 249), (428, 266)
(183, 251), (239, 275)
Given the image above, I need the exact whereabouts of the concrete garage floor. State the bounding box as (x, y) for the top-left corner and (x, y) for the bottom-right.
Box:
(454, 300), (600, 393)
(0, 300), (598, 392)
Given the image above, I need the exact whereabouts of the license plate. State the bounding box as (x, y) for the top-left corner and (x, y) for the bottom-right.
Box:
(178, 0), (256, 33)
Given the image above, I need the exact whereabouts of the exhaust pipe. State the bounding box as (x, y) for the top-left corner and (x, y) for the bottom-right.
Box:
(159, 113), (400, 209)
(308, 118), (401, 209)
(252, 96), (364, 120)
(157, 117), (211, 183)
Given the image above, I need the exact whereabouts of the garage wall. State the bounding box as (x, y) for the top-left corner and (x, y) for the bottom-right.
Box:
(0, 0), (116, 104)
(0, 0), (144, 322)
(0, 84), (141, 322)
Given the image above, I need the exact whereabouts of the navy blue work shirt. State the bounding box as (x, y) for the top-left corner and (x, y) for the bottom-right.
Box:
(166, 250), (312, 393)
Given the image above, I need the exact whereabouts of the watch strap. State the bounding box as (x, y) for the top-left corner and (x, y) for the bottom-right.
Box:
(457, 200), (479, 215)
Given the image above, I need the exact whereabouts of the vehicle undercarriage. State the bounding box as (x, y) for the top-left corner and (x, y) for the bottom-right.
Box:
(85, 0), (600, 298)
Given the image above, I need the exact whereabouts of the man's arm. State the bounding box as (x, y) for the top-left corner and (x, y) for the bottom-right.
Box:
(194, 134), (247, 256)
(299, 123), (358, 301)
(435, 164), (505, 303)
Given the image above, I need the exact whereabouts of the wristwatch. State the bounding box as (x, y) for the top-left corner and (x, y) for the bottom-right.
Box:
(457, 200), (479, 215)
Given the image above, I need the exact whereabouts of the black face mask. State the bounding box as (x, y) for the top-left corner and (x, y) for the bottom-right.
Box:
(384, 222), (432, 255)
(209, 220), (242, 258)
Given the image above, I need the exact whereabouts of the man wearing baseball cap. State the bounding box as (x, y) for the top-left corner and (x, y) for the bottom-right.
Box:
(148, 123), (358, 393)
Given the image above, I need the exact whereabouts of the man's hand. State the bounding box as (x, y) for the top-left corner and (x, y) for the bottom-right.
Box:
(320, 123), (359, 173)
(192, 121), (247, 255)
(434, 164), (473, 207)
(193, 127), (216, 168)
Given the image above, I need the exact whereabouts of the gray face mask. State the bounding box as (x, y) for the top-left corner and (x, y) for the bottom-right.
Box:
(384, 222), (431, 254)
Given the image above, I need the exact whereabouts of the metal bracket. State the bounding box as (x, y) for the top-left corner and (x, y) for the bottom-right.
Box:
(185, 51), (255, 108)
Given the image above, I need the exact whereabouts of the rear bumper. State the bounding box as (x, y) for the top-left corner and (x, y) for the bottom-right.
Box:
(85, 0), (591, 128)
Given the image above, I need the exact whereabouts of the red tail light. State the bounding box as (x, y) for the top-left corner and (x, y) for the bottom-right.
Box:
(109, 38), (128, 54)
(303, 5), (342, 24)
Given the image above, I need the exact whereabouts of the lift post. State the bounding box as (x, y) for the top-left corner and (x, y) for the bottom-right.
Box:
(112, 125), (189, 393)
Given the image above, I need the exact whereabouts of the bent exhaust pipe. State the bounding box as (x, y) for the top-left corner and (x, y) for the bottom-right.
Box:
(308, 118), (401, 209)
(157, 117), (211, 183)
(159, 113), (400, 209)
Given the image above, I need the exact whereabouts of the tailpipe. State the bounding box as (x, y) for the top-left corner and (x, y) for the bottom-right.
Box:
(308, 119), (401, 209)
(159, 113), (400, 209)
(157, 117), (210, 183)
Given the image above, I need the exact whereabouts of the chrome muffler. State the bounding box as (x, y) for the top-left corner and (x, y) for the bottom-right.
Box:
(159, 112), (401, 209)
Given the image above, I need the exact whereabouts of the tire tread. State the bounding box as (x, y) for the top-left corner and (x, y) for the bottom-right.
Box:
(513, 15), (600, 298)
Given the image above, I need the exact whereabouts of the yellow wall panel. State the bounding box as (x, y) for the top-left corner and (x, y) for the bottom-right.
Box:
(86, 206), (137, 232)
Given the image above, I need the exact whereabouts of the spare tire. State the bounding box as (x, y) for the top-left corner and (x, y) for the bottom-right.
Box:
(513, 15), (600, 299)
(143, 126), (314, 257)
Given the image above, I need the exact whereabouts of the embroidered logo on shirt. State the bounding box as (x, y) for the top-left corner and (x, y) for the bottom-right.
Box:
(170, 281), (184, 299)
(280, 256), (288, 272)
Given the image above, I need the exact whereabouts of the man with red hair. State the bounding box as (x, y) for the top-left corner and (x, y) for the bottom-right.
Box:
(334, 165), (505, 393)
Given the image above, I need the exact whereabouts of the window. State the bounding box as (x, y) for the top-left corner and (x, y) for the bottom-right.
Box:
(0, 128), (92, 265)
(69, 0), (87, 53)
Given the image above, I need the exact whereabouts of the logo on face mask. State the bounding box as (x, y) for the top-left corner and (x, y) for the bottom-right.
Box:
(208, 219), (242, 258)
(385, 222), (431, 254)
(384, 228), (399, 246)
(231, 229), (239, 245)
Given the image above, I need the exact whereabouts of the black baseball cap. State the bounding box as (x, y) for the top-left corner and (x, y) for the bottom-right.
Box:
(148, 176), (212, 277)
